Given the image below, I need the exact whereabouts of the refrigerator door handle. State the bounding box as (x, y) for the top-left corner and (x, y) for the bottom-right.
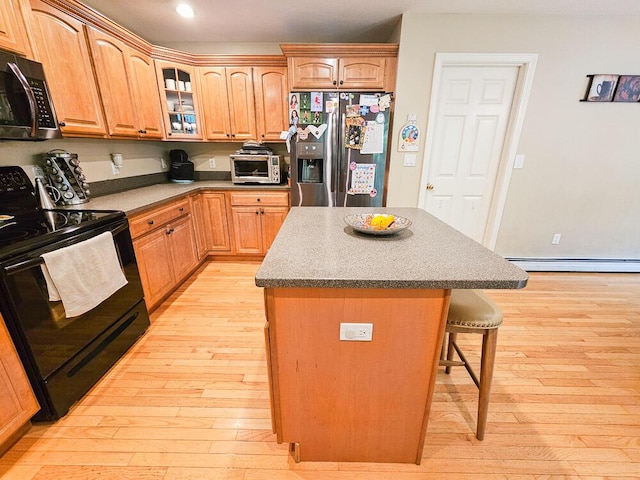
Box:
(339, 112), (350, 206)
(326, 110), (336, 206)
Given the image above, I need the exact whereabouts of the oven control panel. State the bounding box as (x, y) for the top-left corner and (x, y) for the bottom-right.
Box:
(41, 150), (90, 205)
(0, 167), (30, 194)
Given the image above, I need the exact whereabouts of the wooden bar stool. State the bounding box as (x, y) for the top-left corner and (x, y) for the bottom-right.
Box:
(440, 289), (503, 440)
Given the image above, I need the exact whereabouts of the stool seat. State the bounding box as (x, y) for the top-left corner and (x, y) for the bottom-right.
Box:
(440, 289), (503, 440)
(447, 289), (503, 329)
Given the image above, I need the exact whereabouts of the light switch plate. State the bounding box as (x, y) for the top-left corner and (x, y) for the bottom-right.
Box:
(403, 154), (417, 167)
(514, 154), (525, 169)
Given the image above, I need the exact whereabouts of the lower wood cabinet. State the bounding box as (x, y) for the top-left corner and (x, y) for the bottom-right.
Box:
(199, 192), (232, 253)
(0, 314), (39, 454)
(130, 190), (288, 310)
(228, 191), (289, 255)
(130, 198), (199, 311)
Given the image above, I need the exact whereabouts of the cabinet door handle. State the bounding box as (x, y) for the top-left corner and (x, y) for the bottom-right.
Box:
(58, 121), (66, 127)
(255, 210), (259, 215)
(179, 207), (184, 212)
(339, 80), (344, 85)
(256, 198), (261, 202)
(166, 227), (174, 235)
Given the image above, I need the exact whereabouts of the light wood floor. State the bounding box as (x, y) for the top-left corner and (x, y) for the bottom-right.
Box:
(1, 262), (639, 479)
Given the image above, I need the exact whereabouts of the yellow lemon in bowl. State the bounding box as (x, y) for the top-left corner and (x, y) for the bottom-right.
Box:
(370, 214), (395, 229)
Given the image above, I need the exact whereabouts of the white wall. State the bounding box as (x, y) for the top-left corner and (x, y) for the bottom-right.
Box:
(389, 14), (640, 260)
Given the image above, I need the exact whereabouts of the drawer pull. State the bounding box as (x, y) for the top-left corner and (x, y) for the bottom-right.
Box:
(179, 207), (184, 212)
(148, 220), (154, 225)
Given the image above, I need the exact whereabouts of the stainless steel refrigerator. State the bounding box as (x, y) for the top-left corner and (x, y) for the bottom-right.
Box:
(289, 91), (393, 207)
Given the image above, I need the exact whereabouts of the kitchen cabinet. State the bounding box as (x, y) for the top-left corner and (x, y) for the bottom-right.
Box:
(28, 0), (108, 137)
(156, 60), (203, 140)
(189, 193), (208, 259)
(281, 44), (398, 92)
(87, 26), (163, 139)
(200, 192), (232, 253)
(190, 192), (231, 257)
(0, 313), (39, 455)
(228, 191), (289, 255)
(130, 198), (199, 310)
(0, 0), (33, 57)
(253, 66), (289, 142)
(198, 66), (256, 141)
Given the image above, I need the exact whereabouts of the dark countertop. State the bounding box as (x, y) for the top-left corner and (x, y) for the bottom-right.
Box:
(255, 207), (529, 290)
(69, 181), (289, 215)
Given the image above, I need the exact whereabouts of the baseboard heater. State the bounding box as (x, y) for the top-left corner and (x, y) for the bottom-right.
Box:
(507, 258), (640, 273)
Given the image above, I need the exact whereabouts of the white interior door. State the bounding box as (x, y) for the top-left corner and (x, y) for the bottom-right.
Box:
(420, 64), (518, 244)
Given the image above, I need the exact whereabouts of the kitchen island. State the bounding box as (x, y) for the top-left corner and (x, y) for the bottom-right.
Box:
(256, 207), (528, 464)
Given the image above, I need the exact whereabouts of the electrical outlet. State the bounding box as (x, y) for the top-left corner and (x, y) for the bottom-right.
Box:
(339, 323), (373, 342)
(552, 233), (561, 245)
(161, 158), (167, 169)
(209, 157), (216, 169)
(111, 163), (120, 175)
(32, 166), (44, 178)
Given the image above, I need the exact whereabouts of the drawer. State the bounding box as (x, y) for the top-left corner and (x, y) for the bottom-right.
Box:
(229, 191), (289, 207)
(129, 199), (191, 238)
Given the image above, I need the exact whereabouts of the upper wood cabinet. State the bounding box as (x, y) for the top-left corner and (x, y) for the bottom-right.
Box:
(127, 49), (165, 139)
(28, 0), (107, 137)
(1, 314), (39, 454)
(254, 66), (289, 142)
(87, 26), (163, 139)
(156, 60), (203, 140)
(281, 44), (398, 92)
(0, 0), (33, 57)
(198, 66), (256, 141)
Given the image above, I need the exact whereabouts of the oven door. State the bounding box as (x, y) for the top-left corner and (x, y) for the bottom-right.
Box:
(0, 218), (149, 419)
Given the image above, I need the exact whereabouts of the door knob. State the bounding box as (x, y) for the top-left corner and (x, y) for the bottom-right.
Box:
(426, 183), (435, 190)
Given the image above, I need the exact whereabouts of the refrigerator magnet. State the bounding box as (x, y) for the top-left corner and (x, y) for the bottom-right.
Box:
(311, 92), (323, 112)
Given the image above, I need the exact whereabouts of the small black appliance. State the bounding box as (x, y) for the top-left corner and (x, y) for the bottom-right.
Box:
(168, 149), (194, 183)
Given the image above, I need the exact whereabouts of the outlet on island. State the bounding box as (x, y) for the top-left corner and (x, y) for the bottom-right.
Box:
(339, 322), (373, 341)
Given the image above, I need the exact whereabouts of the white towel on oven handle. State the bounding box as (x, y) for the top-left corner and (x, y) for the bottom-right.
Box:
(40, 231), (128, 318)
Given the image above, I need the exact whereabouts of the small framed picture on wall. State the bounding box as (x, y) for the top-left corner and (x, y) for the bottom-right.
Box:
(613, 75), (640, 102)
(584, 74), (619, 102)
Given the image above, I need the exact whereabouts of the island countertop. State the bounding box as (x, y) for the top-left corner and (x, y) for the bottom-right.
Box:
(255, 207), (528, 289)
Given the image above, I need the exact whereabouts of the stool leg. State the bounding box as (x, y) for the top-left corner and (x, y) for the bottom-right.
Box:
(476, 328), (498, 441)
(445, 332), (457, 375)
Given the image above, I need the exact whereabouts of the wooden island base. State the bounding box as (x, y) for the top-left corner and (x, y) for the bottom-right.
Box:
(264, 287), (451, 464)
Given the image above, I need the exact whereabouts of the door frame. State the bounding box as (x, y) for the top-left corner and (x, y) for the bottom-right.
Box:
(418, 53), (538, 250)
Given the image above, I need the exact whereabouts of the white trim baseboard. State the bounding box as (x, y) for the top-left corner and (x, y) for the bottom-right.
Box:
(508, 258), (640, 273)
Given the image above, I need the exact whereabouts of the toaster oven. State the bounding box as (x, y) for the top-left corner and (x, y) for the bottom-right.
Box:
(230, 154), (286, 184)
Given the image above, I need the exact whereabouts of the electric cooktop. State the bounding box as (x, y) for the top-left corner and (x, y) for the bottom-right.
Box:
(0, 166), (124, 260)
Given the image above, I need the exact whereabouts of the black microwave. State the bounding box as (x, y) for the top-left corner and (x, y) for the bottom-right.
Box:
(0, 50), (61, 140)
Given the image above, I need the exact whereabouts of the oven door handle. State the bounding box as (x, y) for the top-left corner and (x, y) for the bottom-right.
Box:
(3, 224), (127, 275)
(4, 255), (45, 274)
(7, 62), (39, 138)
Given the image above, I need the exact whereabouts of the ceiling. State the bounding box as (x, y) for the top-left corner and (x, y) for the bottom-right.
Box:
(80, 0), (640, 45)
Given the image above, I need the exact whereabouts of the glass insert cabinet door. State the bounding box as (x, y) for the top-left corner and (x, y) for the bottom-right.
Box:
(156, 61), (202, 140)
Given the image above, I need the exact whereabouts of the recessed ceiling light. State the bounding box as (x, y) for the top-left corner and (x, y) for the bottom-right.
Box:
(176, 3), (194, 18)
